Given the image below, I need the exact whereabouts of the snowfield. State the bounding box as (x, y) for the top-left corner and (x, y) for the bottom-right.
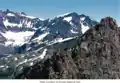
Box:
(1, 31), (34, 46)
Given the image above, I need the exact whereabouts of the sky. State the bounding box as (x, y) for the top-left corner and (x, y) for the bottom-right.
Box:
(0, 0), (120, 24)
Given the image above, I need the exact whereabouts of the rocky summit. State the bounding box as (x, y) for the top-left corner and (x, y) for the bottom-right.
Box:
(16, 17), (120, 79)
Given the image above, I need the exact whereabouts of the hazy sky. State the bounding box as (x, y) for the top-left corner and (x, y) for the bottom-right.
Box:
(0, 0), (120, 23)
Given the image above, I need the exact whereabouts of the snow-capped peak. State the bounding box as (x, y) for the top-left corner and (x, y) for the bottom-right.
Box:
(57, 12), (72, 17)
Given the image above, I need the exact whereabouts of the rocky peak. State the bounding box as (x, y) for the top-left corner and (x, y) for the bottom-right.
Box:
(100, 17), (118, 30)
(64, 12), (79, 17)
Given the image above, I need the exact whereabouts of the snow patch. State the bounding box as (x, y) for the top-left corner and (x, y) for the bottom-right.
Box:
(70, 29), (78, 34)
(29, 62), (33, 66)
(63, 17), (72, 22)
(80, 17), (85, 21)
(52, 23), (55, 25)
(7, 13), (15, 17)
(27, 49), (47, 62)
(14, 57), (18, 61)
(25, 16), (36, 19)
(16, 59), (28, 67)
(80, 22), (89, 34)
(48, 37), (74, 45)
(1, 31), (34, 46)
(21, 14), (36, 19)
(39, 18), (45, 21)
(26, 21), (32, 28)
(3, 19), (22, 27)
(41, 27), (47, 31)
(56, 38), (63, 43)
(40, 49), (47, 59)
(58, 37), (74, 43)
(32, 32), (49, 42)
(0, 65), (5, 68)
(70, 22), (74, 26)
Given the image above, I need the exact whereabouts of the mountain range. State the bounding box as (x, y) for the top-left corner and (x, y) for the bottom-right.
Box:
(0, 9), (119, 79)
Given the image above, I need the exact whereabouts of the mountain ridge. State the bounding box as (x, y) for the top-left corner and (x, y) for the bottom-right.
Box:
(16, 17), (120, 79)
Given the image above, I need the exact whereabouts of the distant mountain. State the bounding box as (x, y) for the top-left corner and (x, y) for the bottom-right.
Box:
(0, 10), (97, 54)
(18, 12), (97, 53)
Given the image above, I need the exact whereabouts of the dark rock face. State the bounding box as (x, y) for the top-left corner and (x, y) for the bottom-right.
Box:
(16, 17), (120, 79)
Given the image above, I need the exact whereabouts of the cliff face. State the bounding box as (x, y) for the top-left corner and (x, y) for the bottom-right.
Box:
(16, 17), (120, 79)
